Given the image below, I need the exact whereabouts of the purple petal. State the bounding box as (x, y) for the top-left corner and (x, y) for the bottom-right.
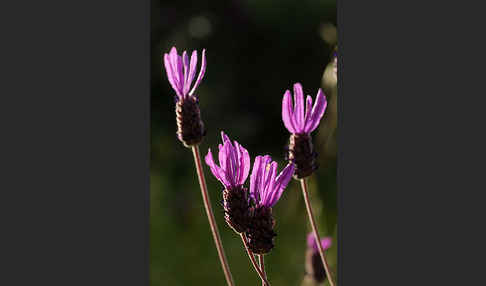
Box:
(182, 51), (190, 95)
(307, 233), (332, 252)
(293, 83), (305, 132)
(186, 50), (198, 93)
(233, 141), (242, 183)
(307, 233), (318, 251)
(238, 144), (250, 185)
(267, 163), (294, 207)
(163, 53), (183, 98)
(169, 47), (183, 94)
(204, 148), (220, 180)
(262, 162), (277, 207)
(303, 95), (313, 128)
(250, 155), (270, 203)
(221, 131), (230, 144)
(218, 143), (227, 172)
(205, 148), (227, 187)
(305, 89), (327, 133)
(249, 156), (262, 201)
(282, 90), (296, 133)
(228, 141), (238, 185)
(224, 141), (236, 188)
(189, 49), (206, 97)
(320, 237), (332, 251)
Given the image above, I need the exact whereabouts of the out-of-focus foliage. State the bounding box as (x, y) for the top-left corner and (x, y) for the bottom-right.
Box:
(151, 0), (337, 285)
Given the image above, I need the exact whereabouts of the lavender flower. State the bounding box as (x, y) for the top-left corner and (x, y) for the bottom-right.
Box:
(163, 46), (206, 101)
(246, 155), (295, 254)
(205, 131), (251, 233)
(282, 83), (327, 179)
(163, 47), (207, 147)
(305, 233), (333, 283)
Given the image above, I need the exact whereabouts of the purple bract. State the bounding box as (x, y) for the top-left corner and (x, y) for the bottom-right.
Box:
(163, 46), (206, 101)
(249, 155), (295, 208)
(307, 233), (332, 253)
(282, 83), (327, 134)
(205, 131), (250, 190)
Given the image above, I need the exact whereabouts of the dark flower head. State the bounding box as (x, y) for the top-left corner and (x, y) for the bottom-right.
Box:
(163, 47), (207, 147)
(163, 47), (206, 101)
(305, 233), (332, 283)
(205, 131), (250, 190)
(205, 132), (251, 233)
(282, 83), (327, 135)
(246, 156), (294, 254)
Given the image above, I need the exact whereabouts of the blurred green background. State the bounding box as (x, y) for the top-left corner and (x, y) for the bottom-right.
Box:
(151, 0), (337, 285)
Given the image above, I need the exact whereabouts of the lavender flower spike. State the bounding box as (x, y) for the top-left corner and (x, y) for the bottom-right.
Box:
(305, 233), (333, 283)
(282, 83), (327, 179)
(205, 131), (251, 233)
(246, 155), (295, 254)
(163, 47), (207, 147)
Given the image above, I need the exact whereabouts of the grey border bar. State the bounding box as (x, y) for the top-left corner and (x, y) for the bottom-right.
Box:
(0, 0), (150, 285)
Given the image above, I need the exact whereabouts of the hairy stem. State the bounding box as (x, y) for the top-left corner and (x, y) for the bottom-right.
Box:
(300, 178), (336, 286)
(240, 233), (271, 286)
(192, 145), (235, 286)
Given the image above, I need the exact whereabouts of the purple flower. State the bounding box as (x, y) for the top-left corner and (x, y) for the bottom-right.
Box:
(282, 83), (327, 135)
(162, 46), (207, 147)
(249, 155), (295, 208)
(205, 131), (251, 233)
(205, 131), (250, 190)
(163, 46), (206, 101)
(307, 233), (332, 253)
(305, 233), (332, 283)
(246, 155), (294, 254)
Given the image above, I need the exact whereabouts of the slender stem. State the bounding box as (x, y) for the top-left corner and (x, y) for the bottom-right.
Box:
(258, 255), (266, 286)
(239, 233), (271, 286)
(191, 145), (235, 286)
(299, 178), (336, 286)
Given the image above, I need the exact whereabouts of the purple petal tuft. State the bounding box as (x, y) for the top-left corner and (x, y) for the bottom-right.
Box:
(249, 156), (294, 207)
(205, 131), (250, 190)
(307, 233), (332, 252)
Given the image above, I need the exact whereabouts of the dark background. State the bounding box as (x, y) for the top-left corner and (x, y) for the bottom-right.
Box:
(151, 0), (337, 285)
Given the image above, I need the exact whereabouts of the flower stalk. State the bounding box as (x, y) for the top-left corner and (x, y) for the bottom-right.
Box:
(192, 145), (235, 286)
(299, 178), (335, 286)
(258, 254), (266, 286)
(240, 233), (271, 286)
